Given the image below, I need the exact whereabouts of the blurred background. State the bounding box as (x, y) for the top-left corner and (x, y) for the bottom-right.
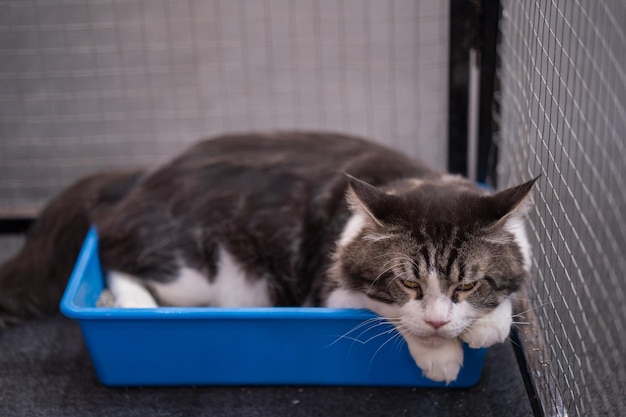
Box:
(0, 0), (450, 213)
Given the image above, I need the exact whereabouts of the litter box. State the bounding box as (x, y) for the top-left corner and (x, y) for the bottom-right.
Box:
(60, 227), (487, 387)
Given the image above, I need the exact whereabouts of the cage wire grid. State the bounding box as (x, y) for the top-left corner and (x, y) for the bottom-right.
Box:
(0, 0), (449, 214)
(497, 0), (625, 416)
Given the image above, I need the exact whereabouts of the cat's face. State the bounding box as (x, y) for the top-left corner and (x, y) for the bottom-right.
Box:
(331, 175), (535, 343)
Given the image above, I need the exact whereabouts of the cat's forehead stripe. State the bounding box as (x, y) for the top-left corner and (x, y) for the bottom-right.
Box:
(443, 247), (459, 279)
(419, 246), (431, 270)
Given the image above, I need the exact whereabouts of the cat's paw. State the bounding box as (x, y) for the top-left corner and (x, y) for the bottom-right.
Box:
(107, 271), (159, 308)
(113, 291), (158, 308)
(406, 337), (464, 384)
(461, 297), (512, 348)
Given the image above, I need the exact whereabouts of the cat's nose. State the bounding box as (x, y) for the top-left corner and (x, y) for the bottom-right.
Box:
(425, 320), (449, 330)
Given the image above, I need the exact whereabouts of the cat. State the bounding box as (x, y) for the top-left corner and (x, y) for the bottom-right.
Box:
(0, 131), (536, 383)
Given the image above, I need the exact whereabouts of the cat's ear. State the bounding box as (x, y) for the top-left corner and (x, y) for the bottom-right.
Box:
(345, 175), (393, 227)
(488, 176), (540, 224)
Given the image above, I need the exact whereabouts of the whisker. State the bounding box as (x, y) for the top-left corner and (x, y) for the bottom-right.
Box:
(327, 316), (402, 348)
(369, 330), (405, 368)
(507, 295), (552, 303)
(506, 335), (522, 349)
(513, 298), (563, 317)
(326, 317), (385, 347)
(353, 321), (403, 344)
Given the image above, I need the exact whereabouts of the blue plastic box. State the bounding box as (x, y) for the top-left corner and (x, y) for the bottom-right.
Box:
(61, 228), (486, 387)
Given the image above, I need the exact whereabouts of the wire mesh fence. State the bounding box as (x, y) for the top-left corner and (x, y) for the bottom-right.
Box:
(0, 0), (449, 213)
(497, 1), (625, 416)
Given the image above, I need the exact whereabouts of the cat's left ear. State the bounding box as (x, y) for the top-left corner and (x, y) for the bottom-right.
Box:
(488, 176), (540, 225)
(345, 174), (394, 227)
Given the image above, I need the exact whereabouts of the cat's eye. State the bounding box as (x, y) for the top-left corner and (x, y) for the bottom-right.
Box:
(401, 279), (423, 299)
(456, 282), (475, 292)
(402, 279), (420, 289)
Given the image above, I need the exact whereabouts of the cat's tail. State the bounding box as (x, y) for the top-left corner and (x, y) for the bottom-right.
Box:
(0, 170), (144, 329)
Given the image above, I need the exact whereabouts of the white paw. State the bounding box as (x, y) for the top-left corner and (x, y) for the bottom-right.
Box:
(114, 291), (158, 308)
(406, 337), (464, 384)
(107, 271), (159, 308)
(461, 298), (512, 348)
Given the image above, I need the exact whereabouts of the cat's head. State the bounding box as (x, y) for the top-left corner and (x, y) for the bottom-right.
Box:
(330, 174), (537, 344)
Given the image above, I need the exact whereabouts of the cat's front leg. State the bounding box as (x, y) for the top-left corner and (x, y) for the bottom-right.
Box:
(404, 335), (464, 384)
(460, 297), (512, 348)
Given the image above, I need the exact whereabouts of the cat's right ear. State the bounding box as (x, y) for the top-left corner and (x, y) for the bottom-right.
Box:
(345, 174), (393, 227)
(488, 175), (540, 225)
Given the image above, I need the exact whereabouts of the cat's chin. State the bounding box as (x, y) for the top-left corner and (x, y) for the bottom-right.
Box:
(417, 335), (448, 346)
(400, 327), (457, 346)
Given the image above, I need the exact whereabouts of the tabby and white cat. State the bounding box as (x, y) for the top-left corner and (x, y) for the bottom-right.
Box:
(0, 132), (535, 383)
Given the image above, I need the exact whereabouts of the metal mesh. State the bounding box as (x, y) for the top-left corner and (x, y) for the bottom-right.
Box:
(497, 1), (625, 416)
(0, 0), (450, 213)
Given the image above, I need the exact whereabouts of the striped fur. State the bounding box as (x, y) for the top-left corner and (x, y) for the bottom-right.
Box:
(327, 174), (536, 383)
